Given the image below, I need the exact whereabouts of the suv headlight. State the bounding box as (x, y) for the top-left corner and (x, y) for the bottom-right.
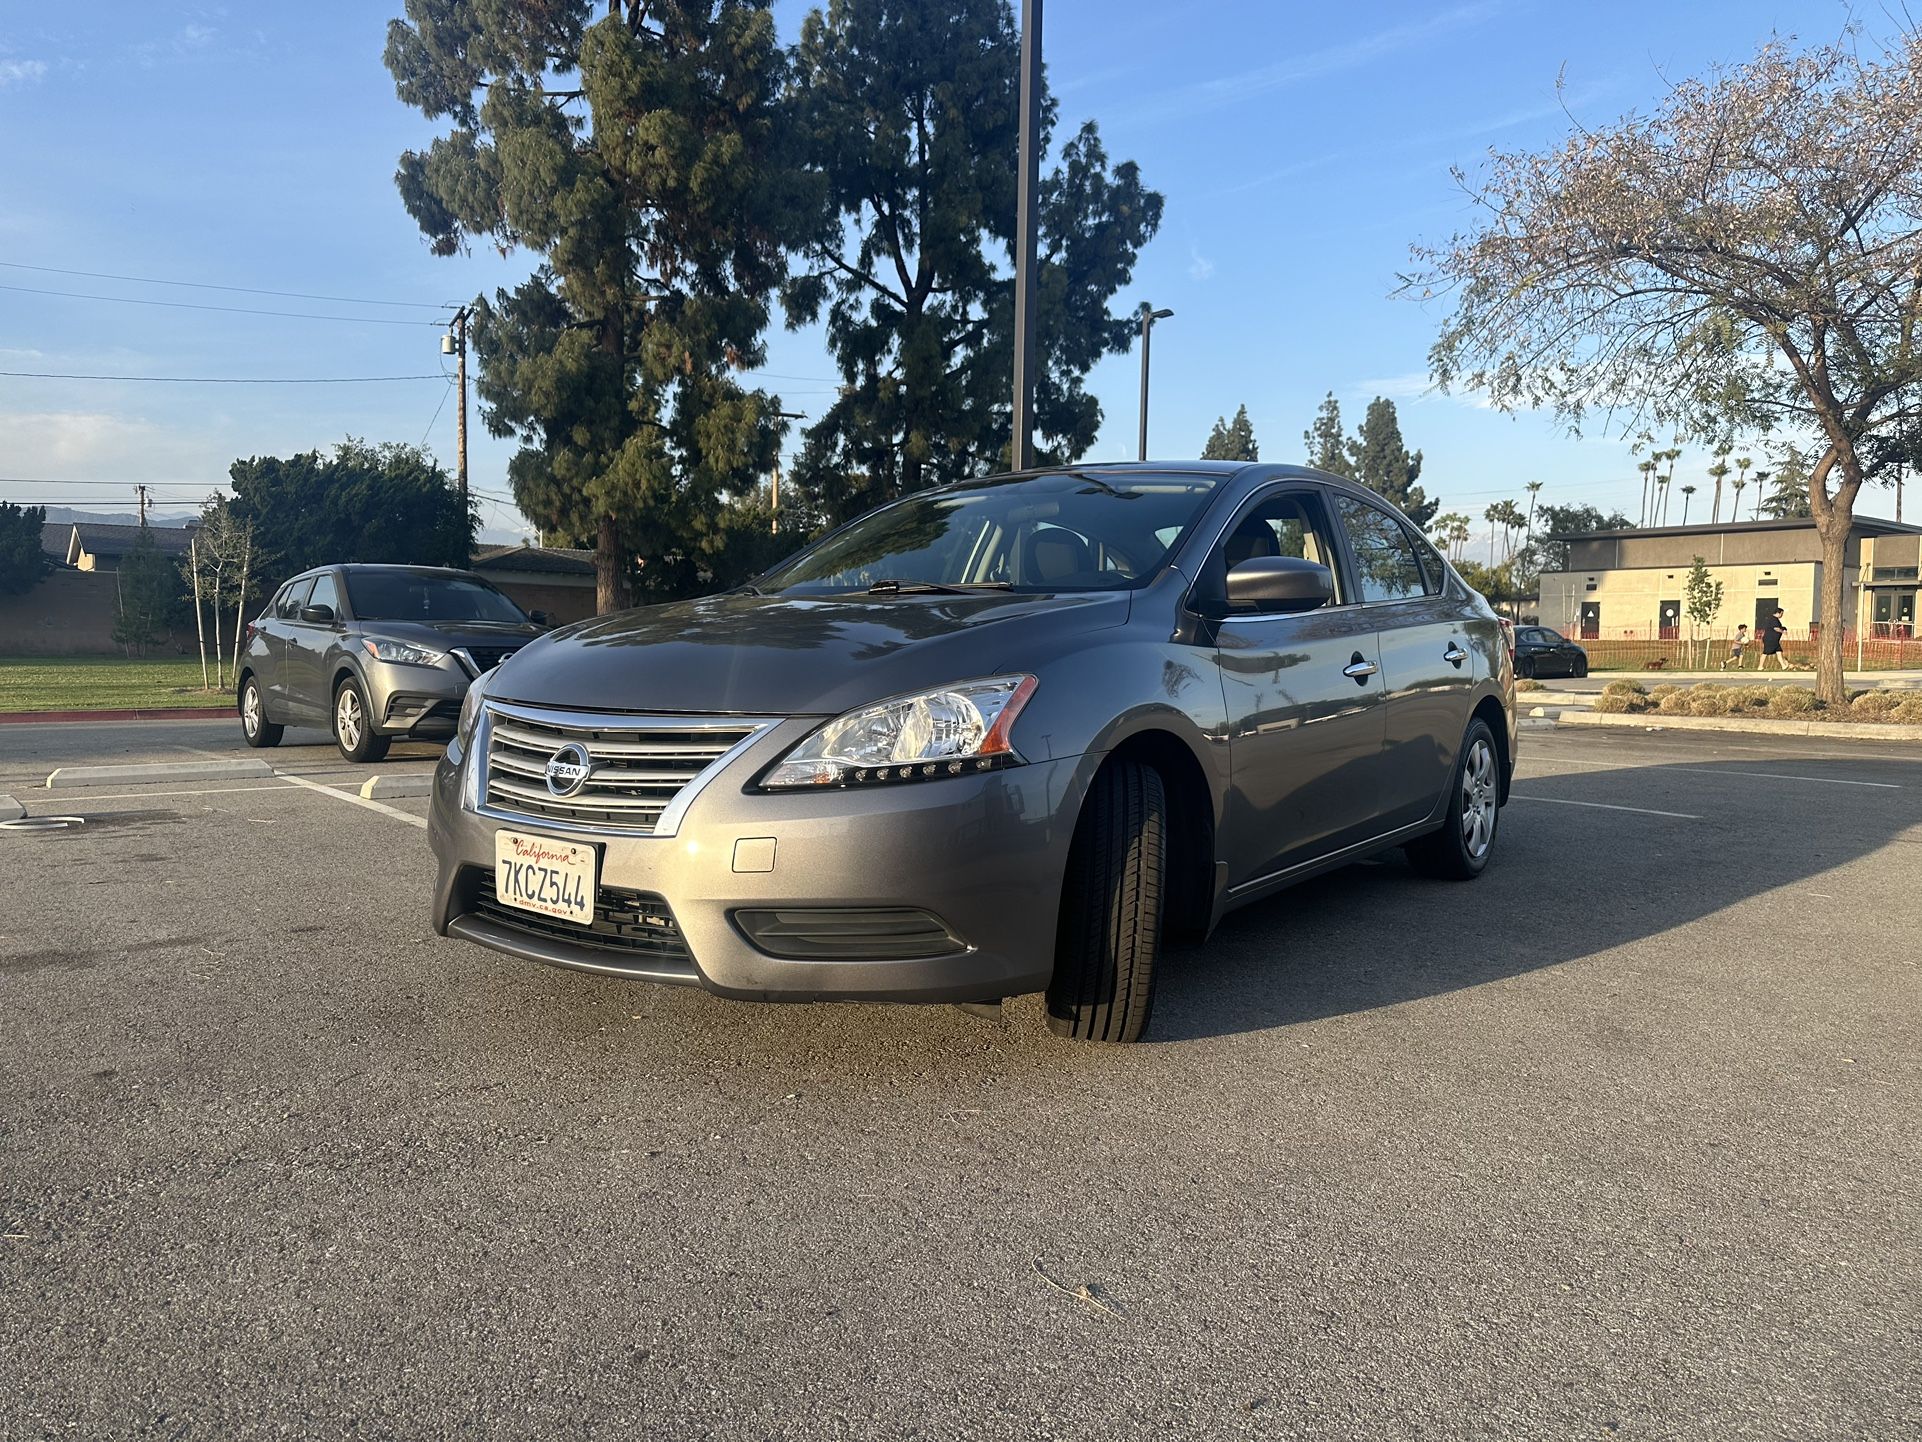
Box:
(447, 667), (493, 769)
(363, 637), (447, 666)
(758, 676), (1038, 789)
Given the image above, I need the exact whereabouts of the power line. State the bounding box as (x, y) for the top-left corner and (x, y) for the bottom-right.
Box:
(0, 282), (445, 326)
(0, 370), (448, 384)
(420, 380), (455, 447)
(0, 259), (449, 310)
(0, 477), (224, 487)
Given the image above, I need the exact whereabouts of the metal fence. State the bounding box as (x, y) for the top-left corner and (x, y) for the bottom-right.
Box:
(1570, 625), (1922, 672)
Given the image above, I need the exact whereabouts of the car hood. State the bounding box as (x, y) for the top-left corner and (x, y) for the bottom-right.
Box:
(487, 590), (1130, 716)
(359, 619), (546, 650)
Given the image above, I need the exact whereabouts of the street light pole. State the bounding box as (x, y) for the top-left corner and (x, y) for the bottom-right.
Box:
(1136, 304), (1172, 461)
(443, 307), (472, 561)
(1011, 0), (1042, 471)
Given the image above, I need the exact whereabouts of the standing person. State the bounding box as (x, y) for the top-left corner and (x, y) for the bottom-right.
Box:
(1723, 624), (1750, 669)
(1758, 608), (1789, 670)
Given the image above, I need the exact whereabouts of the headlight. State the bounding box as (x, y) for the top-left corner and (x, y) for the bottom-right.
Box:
(758, 676), (1038, 789)
(455, 666), (493, 746)
(362, 637), (447, 666)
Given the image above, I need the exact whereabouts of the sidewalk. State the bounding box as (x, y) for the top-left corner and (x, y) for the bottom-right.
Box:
(1556, 669), (1922, 692)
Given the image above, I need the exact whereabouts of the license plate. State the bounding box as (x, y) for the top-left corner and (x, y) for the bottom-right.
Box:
(493, 831), (597, 926)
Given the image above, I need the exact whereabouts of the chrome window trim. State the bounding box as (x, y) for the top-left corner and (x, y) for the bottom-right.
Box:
(470, 700), (781, 840)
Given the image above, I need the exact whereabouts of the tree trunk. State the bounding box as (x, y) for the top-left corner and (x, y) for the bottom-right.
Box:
(1814, 518), (1850, 704)
(595, 513), (631, 615)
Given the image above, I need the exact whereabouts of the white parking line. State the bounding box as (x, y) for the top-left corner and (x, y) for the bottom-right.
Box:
(278, 773), (429, 830)
(1517, 755), (1900, 788)
(1511, 794), (1701, 820)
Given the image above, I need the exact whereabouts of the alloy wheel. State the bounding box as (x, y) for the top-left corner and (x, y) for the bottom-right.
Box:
(1460, 738), (1497, 859)
(242, 683), (261, 737)
(336, 688), (363, 751)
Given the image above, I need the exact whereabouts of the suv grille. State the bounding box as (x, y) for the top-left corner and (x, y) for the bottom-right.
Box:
(472, 871), (694, 970)
(482, 707), (762, 834)
(454, 645), (521, 675)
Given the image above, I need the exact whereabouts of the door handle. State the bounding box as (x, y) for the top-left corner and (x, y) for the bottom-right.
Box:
(1342, 654), (1379, 682)
(1443, 642), (1468, 667)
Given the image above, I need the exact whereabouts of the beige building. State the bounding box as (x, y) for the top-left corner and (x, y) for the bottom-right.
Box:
(1538, 517), (1922, 641)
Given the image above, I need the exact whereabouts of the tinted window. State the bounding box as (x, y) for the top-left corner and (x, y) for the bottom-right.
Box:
(1218, 489), (1347, 605)
(275, 579), (314, 619)
(1539, 628), (1567, 644)
(344, 572), (526, 623)
(1332, 494), (1426, 603)
(305, 573), (340, 617)
(757, 471), (1221, 596)
(1409, 532), (1449, 595)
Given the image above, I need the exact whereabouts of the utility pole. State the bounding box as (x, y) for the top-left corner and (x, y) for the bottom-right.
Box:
(768, 411), (807, 535)
(136, 483), (149, 527)
(443, 306), (471, 560)
(1010, 0), (1042, 472)
(1136, 304), (1173, 461)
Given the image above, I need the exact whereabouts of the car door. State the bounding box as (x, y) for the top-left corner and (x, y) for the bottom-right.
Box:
(1541, 629), (1574, 677)
(280, 571), (342, 725)
(1329, 490), (1479, 832)
(259, 578), (312, 709)
(1213, 485), (1388, 889)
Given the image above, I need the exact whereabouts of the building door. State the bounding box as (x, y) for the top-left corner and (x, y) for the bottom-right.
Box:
(1754, 596), (1779, 631)
(1658, 599), (1680, 640)
(1873, 589), (1917, 637)
(1579, 602), (1600, 639)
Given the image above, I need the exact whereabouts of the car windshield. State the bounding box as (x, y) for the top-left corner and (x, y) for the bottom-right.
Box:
(344, 571), (527, 623)
(754, 471), (1222, 596)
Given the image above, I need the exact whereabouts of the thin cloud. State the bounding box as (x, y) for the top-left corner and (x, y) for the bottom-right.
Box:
(1128, 2), (1503, 124)
(1188, 246), (1215, 282)
(0, 59), (48, 86)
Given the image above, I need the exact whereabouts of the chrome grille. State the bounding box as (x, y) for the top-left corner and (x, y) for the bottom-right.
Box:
(481, 705), (764, 834)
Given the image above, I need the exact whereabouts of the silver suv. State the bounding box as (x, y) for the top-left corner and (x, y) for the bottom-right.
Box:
(238, 564), (547, 762)
(427, 464), (1515, 1043)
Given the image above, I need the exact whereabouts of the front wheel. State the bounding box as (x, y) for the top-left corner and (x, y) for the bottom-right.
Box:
(1405, 718), (1501, 881)
(1046, 760), (1166, 1044)
(333, 676), (390, 764)
(239, 675), (283, 748)
(1572, 658), (1589, 679)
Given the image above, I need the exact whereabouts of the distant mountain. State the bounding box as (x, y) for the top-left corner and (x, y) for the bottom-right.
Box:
(36, 506), (201, 529)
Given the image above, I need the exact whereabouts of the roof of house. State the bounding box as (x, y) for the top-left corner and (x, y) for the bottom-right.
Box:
(471, 544), (597, 577)
(68, 522), (199, 559)
(41, 523), (72, 558)
(1549, 516), (1922, 542)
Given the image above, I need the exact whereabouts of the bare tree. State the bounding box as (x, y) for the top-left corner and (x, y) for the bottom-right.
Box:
(1410, 27), (1922, 702)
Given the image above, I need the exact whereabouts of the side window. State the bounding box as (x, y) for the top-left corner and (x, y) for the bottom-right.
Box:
(1218, 489), (1347, 604)
(276, 578), (314, 619)
(306, 573), (340, 617)
(1409, 531), (1449, 596)
(1332, 494), (1426, 603)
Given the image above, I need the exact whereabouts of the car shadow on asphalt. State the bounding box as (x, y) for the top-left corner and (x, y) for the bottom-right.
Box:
(1144, 754), (1922, 1044)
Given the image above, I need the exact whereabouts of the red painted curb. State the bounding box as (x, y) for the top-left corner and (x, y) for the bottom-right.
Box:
(0, 706), (234, 724)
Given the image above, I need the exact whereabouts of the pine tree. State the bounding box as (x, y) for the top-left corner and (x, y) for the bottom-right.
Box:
(386, 0), (810, 610)
(1201, 404), (1259, 461)
(1759, 444), (1815, 518)
(1302, 393), (1347, 473)
(0, 501), (49, 596)
(783, 0), (1161, 523)
(111, 524), (179, 656)
(1348, 397), (1438, 527)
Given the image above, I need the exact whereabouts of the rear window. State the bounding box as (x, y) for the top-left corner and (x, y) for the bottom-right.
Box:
(344, 572), (526, 623)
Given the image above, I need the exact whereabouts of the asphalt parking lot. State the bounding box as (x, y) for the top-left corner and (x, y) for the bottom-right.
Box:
(2, 716), (1918, 1440)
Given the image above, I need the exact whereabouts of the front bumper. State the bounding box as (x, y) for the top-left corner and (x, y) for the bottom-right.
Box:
(427, 720), (1095, 1004)
(361, 658), (468, 739)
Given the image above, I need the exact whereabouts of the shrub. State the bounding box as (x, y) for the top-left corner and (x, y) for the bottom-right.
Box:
(1515, 678), (1545, 692)
(1687, 689), (1732, 716)
(1890, 697), (1922, 725)
(1730, 685), (1774, 710)
(1657, 690), (1694, 714)
(1593, 692), (1634, 714)
(1648, 683), (1682, 702)
(1602, 679), (1647, 698)
(1767, 686), (1819, 716)
(1850, 690), (1901, 716)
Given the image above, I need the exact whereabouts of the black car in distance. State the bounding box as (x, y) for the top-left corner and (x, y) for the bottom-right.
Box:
(1513, 625), (1589, 679)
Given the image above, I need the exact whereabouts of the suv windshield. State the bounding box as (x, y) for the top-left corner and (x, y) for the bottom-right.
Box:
(755, 471), (1222, 596)
(344, 571), (527, 624)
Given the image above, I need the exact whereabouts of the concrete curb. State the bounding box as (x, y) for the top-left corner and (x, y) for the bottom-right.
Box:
(0, 794), (23, 821)
(44, 759), (275, 789)
(358, 774), (434, 800)
(0, 707), (233, 725)
(1556, 711), (1922, 742)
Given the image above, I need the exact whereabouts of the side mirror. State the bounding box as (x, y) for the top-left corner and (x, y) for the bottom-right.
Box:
(529, 610), (549, 626)
(1225, 556), (1334, 614)
(299, 603), (336, 624)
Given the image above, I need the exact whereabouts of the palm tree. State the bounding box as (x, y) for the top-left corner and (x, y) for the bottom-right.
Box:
(1706, 446), (1731, 525)
(1734, 453), (1752, 522)
(1730, 474), (1748, 521)
(1749, 470), (1771, 521)
(1658, 445), (1683, 525)
(1524, 479), (1543, 539)
(1637, 456), (1659, 526)
(1484, 500), (1527, 564)
(1680, 483), (1697, 524)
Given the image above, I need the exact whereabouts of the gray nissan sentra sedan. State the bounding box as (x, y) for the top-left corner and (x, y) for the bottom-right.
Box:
(428, 462), (1515, 1043)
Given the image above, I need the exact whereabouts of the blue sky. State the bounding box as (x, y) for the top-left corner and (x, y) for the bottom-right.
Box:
(0, 0), (1889, 547)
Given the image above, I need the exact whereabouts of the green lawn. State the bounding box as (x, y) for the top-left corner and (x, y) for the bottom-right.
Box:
(0, 657), (236, 713)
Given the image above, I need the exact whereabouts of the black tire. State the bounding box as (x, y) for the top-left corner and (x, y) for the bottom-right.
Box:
(332, 675), (390, 764)
(1405, 717), (1501, 881)
(1516, 656), (1534, 679)
(238, 674), (283, 749)
(1573, 658), (1589, 679)
(1046, 760), (1166, 1044)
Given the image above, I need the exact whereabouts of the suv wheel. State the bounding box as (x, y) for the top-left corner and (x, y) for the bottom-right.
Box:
(239, 675), (283, 749)
(333, 676), (390, 764)
(1047, 760), (1165, 1043)
(1406, 717), (1500, 880)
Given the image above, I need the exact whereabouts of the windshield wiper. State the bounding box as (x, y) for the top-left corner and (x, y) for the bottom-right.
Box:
(865, 579), (1014, 595)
